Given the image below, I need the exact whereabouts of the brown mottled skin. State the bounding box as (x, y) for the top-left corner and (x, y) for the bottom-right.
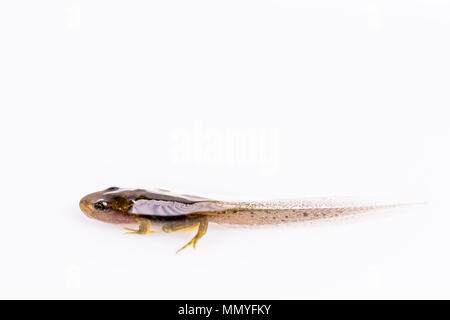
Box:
(80, 187), (413, 252)
(79, 186), (227, 225)
(79, 188), (137, 224)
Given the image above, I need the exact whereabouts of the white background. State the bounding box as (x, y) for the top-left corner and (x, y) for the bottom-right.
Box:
(0, 1), (449, 299)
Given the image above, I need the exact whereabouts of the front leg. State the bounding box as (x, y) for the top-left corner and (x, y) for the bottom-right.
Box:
(124, 217), (156, 234)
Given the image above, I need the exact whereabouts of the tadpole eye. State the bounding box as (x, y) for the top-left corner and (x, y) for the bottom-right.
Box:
(94, 201), (107, 211)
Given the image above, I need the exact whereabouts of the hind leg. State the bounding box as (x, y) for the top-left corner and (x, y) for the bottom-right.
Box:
(162, 217), (209, 253)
